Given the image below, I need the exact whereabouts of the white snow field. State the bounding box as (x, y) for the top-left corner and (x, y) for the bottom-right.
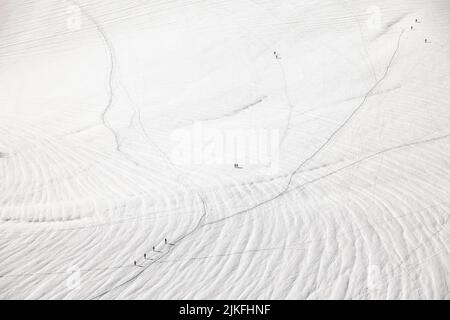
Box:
(0, 0), (449, 299)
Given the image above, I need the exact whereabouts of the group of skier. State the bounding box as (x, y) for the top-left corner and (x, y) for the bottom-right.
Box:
(133, 238), (173, 267)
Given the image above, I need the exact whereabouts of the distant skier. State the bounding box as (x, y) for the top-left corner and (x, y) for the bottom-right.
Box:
(425, 38), (427, 43)
(152, 246), (155, 251)
(273, 51), (280, 59)
(164, 238), (167, 245)
(134, 261), (137, 266)
(144, 253), (146, 259)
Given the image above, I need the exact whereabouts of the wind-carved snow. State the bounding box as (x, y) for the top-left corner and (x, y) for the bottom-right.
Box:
(0, 0), (449, 299)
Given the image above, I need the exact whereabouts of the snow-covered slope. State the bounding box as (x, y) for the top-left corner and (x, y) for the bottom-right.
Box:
(0, 0), (449, 299)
